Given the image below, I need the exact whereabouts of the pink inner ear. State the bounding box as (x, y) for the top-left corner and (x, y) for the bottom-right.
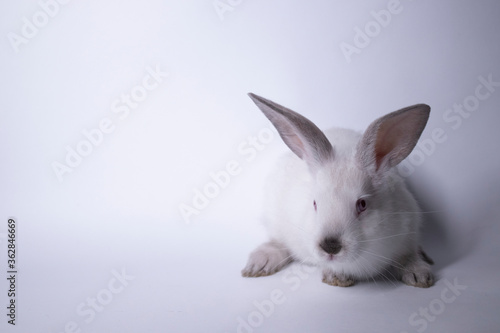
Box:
(374, 112), (419, 170)
(288, 134), (306, 159)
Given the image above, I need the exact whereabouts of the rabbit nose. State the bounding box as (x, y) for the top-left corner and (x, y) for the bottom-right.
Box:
(320, 237), (342, 255)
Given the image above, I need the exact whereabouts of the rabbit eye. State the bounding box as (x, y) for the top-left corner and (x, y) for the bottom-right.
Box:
(313, 200), (317, 212)
(356, 198), (367, 214)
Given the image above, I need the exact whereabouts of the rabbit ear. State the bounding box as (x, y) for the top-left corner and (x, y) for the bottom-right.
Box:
(357, 104), (430, 176)
(248, 93), (334, 171)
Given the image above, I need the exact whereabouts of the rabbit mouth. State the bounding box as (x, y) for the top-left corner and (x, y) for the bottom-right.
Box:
(325, 254), (338, 262)
(318, 250), (346, 263)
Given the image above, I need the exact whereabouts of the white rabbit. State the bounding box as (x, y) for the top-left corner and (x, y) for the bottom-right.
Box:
(242, 93), (434, 288)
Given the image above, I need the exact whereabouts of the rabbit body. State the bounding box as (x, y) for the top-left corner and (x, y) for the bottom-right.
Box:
(242, 94), (434, 288)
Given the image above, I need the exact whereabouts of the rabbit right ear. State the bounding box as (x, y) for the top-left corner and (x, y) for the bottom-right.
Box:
(248, 93), (334, 171)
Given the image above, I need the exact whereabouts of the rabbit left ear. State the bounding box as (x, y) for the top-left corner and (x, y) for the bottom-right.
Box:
(356, 104), (430, 176)
(248, 93), (334, 171)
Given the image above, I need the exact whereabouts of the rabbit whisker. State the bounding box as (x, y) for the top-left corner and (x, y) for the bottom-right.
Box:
(358, 232), (417, 243)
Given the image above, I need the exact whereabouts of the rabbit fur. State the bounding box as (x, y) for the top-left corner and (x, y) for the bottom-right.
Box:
(242, 93), (434, 288)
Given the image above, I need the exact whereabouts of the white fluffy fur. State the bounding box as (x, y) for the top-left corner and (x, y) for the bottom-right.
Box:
(242, 94), (433, 287)
(262, 128), (421, 279)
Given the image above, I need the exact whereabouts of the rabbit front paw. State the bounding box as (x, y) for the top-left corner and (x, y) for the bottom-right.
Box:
(241, 240), (292, 277)
(399, 251), (434, 288)
(322, 269), (355, 287)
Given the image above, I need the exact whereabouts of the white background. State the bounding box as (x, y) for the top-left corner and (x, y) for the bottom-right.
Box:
(1, 0), (500, 332)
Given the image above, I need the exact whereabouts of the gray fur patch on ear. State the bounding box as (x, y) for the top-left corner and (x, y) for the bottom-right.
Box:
(248, 93), (334, 170)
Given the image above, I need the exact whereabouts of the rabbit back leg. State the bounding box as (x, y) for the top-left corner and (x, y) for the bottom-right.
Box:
(241, 240), (293, 277)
